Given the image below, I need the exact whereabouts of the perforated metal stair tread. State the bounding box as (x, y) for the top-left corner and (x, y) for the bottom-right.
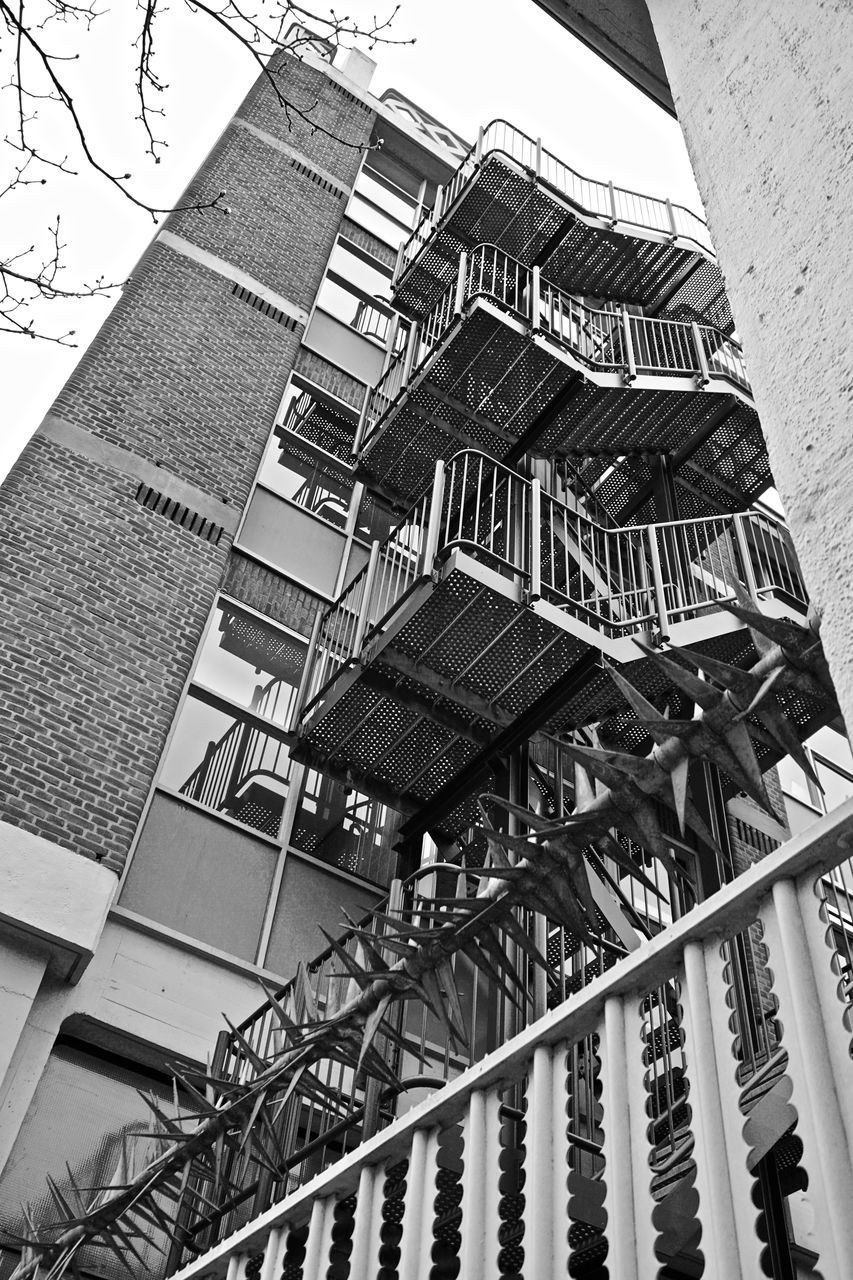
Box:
(394, 154), (731, 332)
(359, 303), (766, 511)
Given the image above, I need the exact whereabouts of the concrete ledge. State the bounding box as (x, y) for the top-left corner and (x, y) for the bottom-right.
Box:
(0, 821), (117, 983)
(37, 414), (241, 535)
(156, 231), (309, 326)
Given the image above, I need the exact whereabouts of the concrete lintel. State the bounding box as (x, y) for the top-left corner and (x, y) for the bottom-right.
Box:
(0, 821), (117, 983)
(156, 230), (309, 326)
(232, 118), (352, 196)
(36, 413), (240, 534)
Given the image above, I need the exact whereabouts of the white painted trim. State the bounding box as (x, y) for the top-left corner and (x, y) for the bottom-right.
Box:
(0, 822), (118, 982)
(233, 118), (351, 195)
(156, 230), (309, 325)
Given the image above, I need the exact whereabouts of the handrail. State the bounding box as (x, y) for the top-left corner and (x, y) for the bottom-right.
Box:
(299, 450), (805, 725)
(363, 244), (750, 457)
(397, 118), (713, 286)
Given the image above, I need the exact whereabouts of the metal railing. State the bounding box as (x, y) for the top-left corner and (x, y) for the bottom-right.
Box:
(359, 244), (751, 457)
(299, 451), (805, 725)
(397, 118), (713, 285)
(167, 802), (853, 1280)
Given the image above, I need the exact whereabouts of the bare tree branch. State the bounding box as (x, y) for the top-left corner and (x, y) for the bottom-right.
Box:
(0, 0), (412, 342)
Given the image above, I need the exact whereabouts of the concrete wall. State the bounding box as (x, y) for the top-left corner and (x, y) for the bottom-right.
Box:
(644, 0), (853, 732)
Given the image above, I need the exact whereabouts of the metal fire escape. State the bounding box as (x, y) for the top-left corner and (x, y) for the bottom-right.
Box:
(16, 116), (846, 1280)
(292, 121), (823, 841)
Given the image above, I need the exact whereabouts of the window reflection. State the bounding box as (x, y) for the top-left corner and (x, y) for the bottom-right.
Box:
(194, 603), (306, 727)
(161, 694), (293, 839)
(160, 604), (306, 838)
(259, 439), (352, 531)
(290, 769), (399, 884)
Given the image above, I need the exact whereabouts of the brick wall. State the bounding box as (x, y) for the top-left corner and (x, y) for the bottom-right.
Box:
(0, 437), (228, 871)
(0, 46), (377, 870)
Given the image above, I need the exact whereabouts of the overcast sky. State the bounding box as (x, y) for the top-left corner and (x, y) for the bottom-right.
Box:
(0, 0), (704, 481)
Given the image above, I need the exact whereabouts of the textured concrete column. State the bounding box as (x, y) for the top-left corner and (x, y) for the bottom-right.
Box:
(644, 0), (853, 727)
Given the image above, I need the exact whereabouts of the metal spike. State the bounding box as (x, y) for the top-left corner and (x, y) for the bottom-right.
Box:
(633, 640), (722, 710)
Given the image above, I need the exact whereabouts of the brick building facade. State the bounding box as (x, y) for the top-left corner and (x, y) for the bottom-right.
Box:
(0, 21), (851, 1279)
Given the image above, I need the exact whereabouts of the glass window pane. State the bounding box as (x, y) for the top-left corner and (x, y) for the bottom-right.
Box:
(809, 725), (853, 773)
(0, 1044), (178, 1280)
(290, 769), (400, 885)
(194, 603), (306, 725)
(279, 385), (358, 462)
(160, 693), (293, 837)
(315, 276), (393, 344)
(258, 435), (353, 531)
(347, 192), (411, 247)
(327, 240), (392, 299)
(777, 754), (819, 809)
(356, 163), (419, 227)
(354, 487), (396, 544)
(815, 758), (853, 813)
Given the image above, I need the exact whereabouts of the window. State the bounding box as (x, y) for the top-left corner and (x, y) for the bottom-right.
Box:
(158, 601), (306, 837)
(290, 768), (400, 885)
(259, 381), (395, 546)
(779, 726), (853, 834)
(259, 438), (353, 531)
(0, 1041), (182, 1280)
(347, 155), (423, 247)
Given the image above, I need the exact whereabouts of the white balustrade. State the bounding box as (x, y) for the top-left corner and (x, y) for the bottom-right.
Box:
(167, 801), (853, 1280)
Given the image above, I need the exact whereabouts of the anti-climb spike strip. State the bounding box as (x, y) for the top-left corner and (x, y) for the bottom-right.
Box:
(7, 606), (840, 1280)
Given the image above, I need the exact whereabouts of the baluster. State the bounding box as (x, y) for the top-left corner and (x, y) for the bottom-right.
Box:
(398, 1126), (441, 1280)
(348, 1163), (385, 1278)
(732, 514), (761, 600)
(523, 1041), (572, 1279)
(458, 1087), (503, 1279)
(681, 937), (765, 1277)
(598, 993), (659, 1277)
(301, 1196), (336, 1280)
(758, 876), (853, 1276)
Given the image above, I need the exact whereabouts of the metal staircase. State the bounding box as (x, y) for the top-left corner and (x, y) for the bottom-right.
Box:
(355, 245), (762, 510)
(393, 120), (731, 334)
(294, 450), (811, 835)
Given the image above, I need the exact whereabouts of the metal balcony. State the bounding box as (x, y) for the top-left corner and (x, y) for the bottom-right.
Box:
(394, 120), (731, 333)
(295, 452), (808, 834)
(356, 245), (765, 511)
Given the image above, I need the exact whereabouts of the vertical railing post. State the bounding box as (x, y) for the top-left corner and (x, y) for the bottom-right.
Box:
(402, 320), (420, 387)
(732, 513), (761, 600)
(646, 524), (670, 641)
(352, 540), (381, 659)
(454, 250), (469, 317)
(608, 179), (618, 224)
(422, 459), (447, 576)
(352, 382), (372, 457)
(291, 606), (324, 730)
(621, 305), (637, 384)
(475, 126), (484, 163)
(528, 477), (541, 601)
(435, 182), (445, 219)
(665, 197), (677, 239)
(691, 320), (710, 386)
(384, 312), (400, 363)
(530, 265), (542, 334)
(534, 136), (542, 177)
(393, 241), (405, 286)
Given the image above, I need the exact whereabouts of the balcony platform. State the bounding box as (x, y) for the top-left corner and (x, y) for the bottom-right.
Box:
(298, 486), (810, 836)
(394, 124), (731, 334)
(358, 252), (765, 511)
